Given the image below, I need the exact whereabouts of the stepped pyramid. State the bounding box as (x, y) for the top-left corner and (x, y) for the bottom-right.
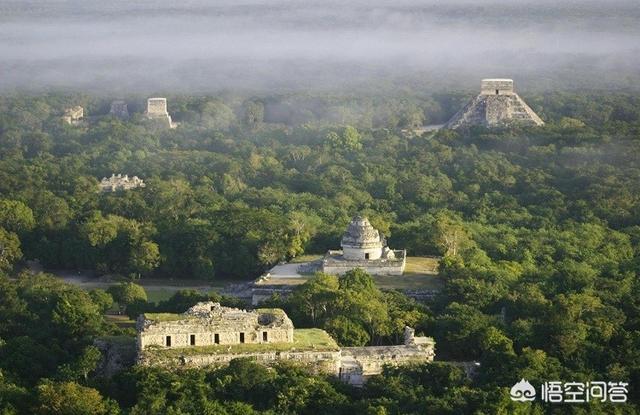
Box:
(444, 79), (544, 129)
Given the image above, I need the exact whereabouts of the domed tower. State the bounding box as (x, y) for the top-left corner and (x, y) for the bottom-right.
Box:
(341, 216), (384, 260)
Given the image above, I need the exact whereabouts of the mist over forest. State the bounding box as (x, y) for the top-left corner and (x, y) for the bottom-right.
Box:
(1, 0), (639, 94)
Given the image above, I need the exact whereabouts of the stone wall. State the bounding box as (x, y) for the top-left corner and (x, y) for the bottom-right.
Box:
(339, 327), (435, 385)
(110, 100), (129, 119)
(340, 345), (435, 385)
(136, 316), (435, 385)
(146, 98), (168, 116)
(323, 263), (405, 276)
(139, 327), (292, 349)
(322, 250), (406, 276)
(481, 79), (514, 95)
(138, 342), (435, 385)
(139, 349), (341, 375)
(134, 302), (436, 386)
(343, 246), (382, 260)
(145, 97), (175, 128)
(138, 303), (294, 350)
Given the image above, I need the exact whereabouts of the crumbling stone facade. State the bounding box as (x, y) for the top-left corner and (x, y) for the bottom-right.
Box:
(145, 97), (175, 128)
(109, 100), (129, 119)
(321, 216), (406, 275)
(99, 174), (146, 192)
(137, 302), (294, 349)
(136, 302), (435, 385)
(339, 327), (435, 385)
(445, 79), (544, 129)
(139, 348), (342, 375)
(62, 106), (84, 125)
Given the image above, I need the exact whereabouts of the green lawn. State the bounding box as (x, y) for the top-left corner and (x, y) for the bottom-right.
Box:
(292, 328), (338, 349)
(369, 256), (443, 290)
(370, 256), (443, 291)
(144, 288), (199, 304)
(404, 256), (440, 275)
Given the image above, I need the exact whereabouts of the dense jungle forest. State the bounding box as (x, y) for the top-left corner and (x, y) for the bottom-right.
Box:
(0, 90), (639, 414)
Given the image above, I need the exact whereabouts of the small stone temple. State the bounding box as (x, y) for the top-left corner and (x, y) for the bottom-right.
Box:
(99, 174), (146, 192)
(62, 106), (84, 125)
(145, 97), (175, 128)
(138, 302), (294, 349)
(136, 302), (435, 385)
(445, 79), (544, 129)
(321, 216), (406, 276)
(109, 100), (129, 119)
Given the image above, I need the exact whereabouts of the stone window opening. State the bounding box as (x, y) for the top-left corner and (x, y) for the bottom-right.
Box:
(165, 335), (172, 347)
(496, 89), (499, 95)
(365, 253), (370, 260)
(190, 334), (196, 346)
(214, 333), (220, 344)
(263, 332), (268, 342)
(239, 332), (245, 343)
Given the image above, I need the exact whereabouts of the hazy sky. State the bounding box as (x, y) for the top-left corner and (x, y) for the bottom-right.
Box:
(1, 0), (639, 93)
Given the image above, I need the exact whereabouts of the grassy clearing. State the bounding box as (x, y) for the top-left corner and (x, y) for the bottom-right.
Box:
(404, 256), (440, 275)
(372, 256), (442, 290)
(293, 328), (338, 349)
(144, 288), (192, 304)
(148, 328), (338, 357)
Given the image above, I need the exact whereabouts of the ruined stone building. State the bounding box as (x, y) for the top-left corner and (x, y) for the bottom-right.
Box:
(445, 79), (544, 129)
(138, 302), (293, 349)
(137, 302), (435, 385)
(99, 174), (146, 192)
(109, 100), (129, 119)
(62, 106), (84, 125)
(320, 216), (406, 276)
(144, 97), (175, 129)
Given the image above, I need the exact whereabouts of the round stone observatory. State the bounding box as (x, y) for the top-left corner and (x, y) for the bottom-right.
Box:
(341, 216), (384, 260)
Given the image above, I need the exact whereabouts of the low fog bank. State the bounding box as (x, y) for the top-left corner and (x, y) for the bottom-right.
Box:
(1, 0), (639, 94)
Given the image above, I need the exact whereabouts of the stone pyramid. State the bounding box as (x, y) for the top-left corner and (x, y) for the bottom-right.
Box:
(444, 79), (544, 129)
